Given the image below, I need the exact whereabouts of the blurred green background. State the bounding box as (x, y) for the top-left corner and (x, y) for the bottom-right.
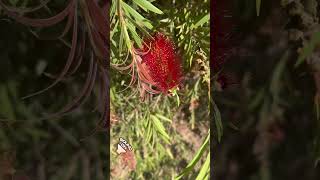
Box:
(213, 0), (320, 180)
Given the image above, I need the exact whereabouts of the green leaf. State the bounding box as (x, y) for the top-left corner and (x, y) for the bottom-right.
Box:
(111, 20), (119, 40)
(171, 89), (180, 106)
(0, 85), (15, 120)
(119, 24), (125, 54)
(196, 153), (210, 180)
(213, 101), (223, 142)
(150, 114), (170, 143)
(193, 14), (209, 29)
(123, 23), (132, 50)
(132, 0), (163, 14)
(146, 117), (153, 143)
(110, 0), (117, 20)
(256, 0), (261, 16)
(155, 114), (172, 123)
(127, 21), (143, 48)
(295, 31), (320, 67)
(270, 50), (289, 100)
(122, 1), (153, 29)
(127, 15), (153, 39)
(248, 88), (265, 110)
(175, 132), (209, 180)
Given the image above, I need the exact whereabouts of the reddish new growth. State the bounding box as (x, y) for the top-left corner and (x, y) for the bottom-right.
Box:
(140, 33), (182, 93)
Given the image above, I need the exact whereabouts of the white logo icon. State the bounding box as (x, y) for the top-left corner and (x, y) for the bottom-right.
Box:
(116, 137), (132, 154)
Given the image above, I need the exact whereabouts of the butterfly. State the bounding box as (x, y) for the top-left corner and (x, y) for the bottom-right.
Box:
(116, 138), (136, 171)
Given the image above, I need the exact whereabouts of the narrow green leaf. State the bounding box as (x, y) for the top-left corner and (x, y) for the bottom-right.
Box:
(146, 119), (152, 142)
(155, 114), (172, 123)
(127, 21), (143, 48)
(111, 20), (119, 40)
(123, 24), (132, 50)
(151, 114), (170, 143)
(256, 0), (261, 16)
(248, 88), (265, 110)
(213, 101), (223, 142)
(166, 148), (174, 159)
(270, 50), (289, 99)
(0, 85), (15, 120)
(132, 0), (163, 14)
(193, 14), (209, 29)
(195, 153), (210, 180)
(122, 1), (153, 29)
(171, 89), (180, 106)
(127, 15), (153, 39)
(175, 132), (209, 179)
(119, 24), (125, 54)
(110, 0), (117, 19)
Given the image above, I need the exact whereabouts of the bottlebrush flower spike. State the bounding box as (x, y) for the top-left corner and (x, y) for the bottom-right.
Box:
(113, 33), (183, 99)
(140, 33), (182, 93)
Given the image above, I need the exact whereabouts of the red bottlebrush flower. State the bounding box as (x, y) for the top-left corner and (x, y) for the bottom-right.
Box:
(140, 33), (182, 93)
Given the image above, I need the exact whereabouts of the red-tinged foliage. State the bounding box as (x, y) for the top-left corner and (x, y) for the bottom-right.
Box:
(140, 33), (182, 93)
(0, 0), (109, 128)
